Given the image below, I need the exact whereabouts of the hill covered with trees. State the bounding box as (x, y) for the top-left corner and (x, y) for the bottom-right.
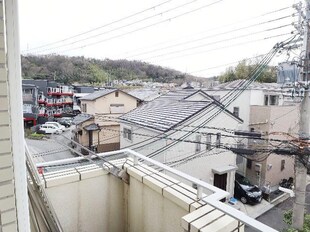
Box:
(21, 55), (194, 85)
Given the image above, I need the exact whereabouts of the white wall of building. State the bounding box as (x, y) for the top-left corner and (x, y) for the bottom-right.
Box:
(206, 90), (251, 130)
(249, 90), (265, 106)
(120, 106), (242, 197)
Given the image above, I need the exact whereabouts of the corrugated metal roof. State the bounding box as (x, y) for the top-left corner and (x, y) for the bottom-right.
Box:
(79, 89), (116, 101)
(120, 90), (213, 132)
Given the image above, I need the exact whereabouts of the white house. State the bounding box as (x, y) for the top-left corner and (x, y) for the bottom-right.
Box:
(120, 89), (243, 198)
(205, 80), (299, 190)
(204, 80), (290, 130)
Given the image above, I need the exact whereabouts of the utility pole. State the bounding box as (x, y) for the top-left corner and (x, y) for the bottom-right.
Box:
(292, 89), (309, 229)
(292, 0), (310, 229)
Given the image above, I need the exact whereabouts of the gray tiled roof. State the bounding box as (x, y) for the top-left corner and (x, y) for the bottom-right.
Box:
(72, 113), (93, 125)
(120, 90), (212, 132)
(84, 123), (100, 131)
(79, 89), (116, 101)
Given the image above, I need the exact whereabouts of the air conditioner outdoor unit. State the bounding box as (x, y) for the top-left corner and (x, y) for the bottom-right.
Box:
(255, 163), (262, 172)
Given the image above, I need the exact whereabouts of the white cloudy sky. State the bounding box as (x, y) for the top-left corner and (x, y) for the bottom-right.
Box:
(19, 0), (300, 78)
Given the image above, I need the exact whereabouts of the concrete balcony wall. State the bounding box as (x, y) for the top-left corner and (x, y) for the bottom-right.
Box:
(43, 166), (126, 232)
(41, 159), (242, 232)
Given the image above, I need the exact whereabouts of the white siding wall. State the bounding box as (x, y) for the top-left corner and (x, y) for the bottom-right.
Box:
(0, 1), (30, 231)
(206, 90), (251, 130)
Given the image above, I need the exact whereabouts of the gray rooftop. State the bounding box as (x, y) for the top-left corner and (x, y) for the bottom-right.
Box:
(72, 113), (93, 125)
(79, 89), (116, 101)
(80, 89), (141, 101)
(120, 90), (216, 132)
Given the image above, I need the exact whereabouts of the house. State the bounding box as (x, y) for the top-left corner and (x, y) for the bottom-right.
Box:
(205, 80), (299, 191)
(72, 89), (142, 153)
(119, 89), (243, 198)
(204, 80), (289, 130)
(246, 105), (298, 191)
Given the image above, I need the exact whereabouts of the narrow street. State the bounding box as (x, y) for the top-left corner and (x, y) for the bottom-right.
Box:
(246, 184), (310, 232)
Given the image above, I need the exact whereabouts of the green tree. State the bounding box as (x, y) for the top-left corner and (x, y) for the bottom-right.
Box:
(219, 59), (277, 83)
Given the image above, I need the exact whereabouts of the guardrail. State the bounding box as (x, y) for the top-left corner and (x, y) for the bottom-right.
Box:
(36, 148), (278, 232)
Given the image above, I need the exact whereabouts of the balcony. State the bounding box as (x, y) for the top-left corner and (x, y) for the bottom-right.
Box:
(31, 149), (277, 232)
(47, 87), (62, 96)
(47, 86), (74, 96)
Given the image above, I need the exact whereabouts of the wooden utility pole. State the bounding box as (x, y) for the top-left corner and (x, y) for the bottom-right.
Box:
(292, 0), (310, 229)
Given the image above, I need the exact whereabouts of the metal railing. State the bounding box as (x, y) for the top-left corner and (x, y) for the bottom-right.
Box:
(25, 141), (63, 232)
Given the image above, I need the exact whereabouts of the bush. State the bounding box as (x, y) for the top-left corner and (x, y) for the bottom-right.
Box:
(27, 132), (45, 140)
(283, 210), (310, 232)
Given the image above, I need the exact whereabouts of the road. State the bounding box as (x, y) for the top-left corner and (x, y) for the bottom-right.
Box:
(26, 128), (76, 164)
(246, 185), (310, 232)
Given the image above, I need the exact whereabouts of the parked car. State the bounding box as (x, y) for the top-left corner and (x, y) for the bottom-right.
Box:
(45, 121), (66, 131)
(38, 124), (62, 134)
(234, 173), (262, 204)
(58, 117), (72, 128)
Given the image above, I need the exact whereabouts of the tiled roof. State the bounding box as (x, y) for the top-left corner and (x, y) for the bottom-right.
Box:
(79, 89), (116, 101)
(84, 123), (100, 131)
(72, 113), (93, 125)
(120, 90), (213, 132)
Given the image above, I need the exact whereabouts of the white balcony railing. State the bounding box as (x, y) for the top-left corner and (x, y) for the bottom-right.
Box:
(36, 147), (277, 232)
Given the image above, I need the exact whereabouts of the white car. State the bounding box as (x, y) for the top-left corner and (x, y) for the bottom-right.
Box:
(39, 124), (62, 134)
(45, 121), (66, 131)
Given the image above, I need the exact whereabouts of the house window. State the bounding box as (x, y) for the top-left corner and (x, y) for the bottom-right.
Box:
(233, 107), (239, 117)
(195, 134), (201, 152)
(264, 95), (269, 106)
(110, 104), (124, 114)
(281, 160), (285, 171)
(115, 91), (119, 97)
(264, 95), (279, 106)
(216, 133), (221, 148)
(247, 159), (252, 169)
(123, 128), (132, 141)
(23, 89), (33, 94)
(269, 95), (279, 105)
(206, 133), (211, 150)
(81, 103), (87, 113)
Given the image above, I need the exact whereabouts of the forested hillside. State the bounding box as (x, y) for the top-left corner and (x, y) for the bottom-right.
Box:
(21, 55), (193, 85)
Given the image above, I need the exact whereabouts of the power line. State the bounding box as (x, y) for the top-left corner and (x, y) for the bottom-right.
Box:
(23, 0), (175, 53)
(152, 32), (295, 63)
(54, 0), (225, 55)
(142, 24), (294, 61)
(95, 115), (297, 145)
(119, 4), (294, 58)
(31, 0), (202, 54)
(125, 15), (296, 59)
(145, 41), (287, 158)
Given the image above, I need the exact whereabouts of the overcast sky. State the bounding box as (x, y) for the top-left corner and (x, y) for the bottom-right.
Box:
(19, 0), (299, 78)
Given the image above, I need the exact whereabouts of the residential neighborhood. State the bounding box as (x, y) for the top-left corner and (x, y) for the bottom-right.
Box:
(2, 1), (310, 232)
